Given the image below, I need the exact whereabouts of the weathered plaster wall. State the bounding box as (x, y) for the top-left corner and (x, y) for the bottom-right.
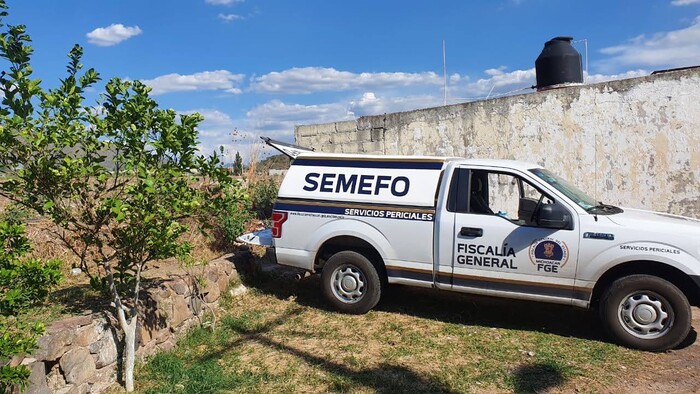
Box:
(296, 68), (700, 218)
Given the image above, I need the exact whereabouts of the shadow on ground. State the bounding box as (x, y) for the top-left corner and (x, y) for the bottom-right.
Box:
(511, 363), (565, 393)
(228, 250), (605, 343)
(222, 249), (698, 393)
(200, 306), (458, 393)
(50, 284), (111, 315)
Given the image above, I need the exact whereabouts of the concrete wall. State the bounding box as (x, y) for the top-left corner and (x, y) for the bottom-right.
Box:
(296, 68), (700, 218)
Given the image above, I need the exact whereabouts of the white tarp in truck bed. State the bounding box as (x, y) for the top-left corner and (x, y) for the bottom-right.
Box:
(237, 228), (274, 246)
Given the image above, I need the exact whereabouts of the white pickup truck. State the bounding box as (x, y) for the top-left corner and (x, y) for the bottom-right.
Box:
(251, 138), (700, 352)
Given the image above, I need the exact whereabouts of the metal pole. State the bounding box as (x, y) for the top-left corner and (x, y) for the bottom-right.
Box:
(443, 39), (447, 106)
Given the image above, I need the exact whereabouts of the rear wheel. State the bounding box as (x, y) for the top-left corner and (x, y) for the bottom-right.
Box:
(321, 251), (382, 314)
(600, 274), (691, 352)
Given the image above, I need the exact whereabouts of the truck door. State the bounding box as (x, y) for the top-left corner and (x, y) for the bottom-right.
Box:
(447, 166), (582, 304)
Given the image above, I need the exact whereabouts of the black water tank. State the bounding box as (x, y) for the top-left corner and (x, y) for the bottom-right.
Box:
(535, 36), (583, 89)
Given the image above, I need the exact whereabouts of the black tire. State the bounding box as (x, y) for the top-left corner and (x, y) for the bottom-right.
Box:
(600, 274), (691, 352)
(321, 250), (382, 314)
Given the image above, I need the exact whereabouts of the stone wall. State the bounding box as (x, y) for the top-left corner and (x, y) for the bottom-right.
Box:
(296, 67), (700, 218)
(20, 257), (240, 394)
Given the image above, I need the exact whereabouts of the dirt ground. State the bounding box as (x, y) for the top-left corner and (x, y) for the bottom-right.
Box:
(616, 308), (700, 394)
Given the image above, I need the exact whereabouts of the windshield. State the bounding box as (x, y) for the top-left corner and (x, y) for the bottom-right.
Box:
(529, 168), (597, 210)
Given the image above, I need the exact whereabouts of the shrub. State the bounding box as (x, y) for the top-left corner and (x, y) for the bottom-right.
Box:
(0, 203), (31, 225)
(221, 205), (252, 243)
(249, 178), (279, 220)
(0, 220), (62, 392)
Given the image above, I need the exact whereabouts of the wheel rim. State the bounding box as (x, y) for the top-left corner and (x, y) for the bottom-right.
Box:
(618, 290), (674, 340)
(330, 264), (366, 304)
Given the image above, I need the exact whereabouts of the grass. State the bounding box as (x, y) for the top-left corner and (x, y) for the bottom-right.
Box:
(136, 263), (642, 394)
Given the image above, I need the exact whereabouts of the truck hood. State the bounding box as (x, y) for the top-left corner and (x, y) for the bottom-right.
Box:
(607, 208), (700, 234)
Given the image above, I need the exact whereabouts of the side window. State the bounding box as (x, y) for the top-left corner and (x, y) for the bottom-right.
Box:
(450, 168), (558, 227)
(486, 173), (520, 218)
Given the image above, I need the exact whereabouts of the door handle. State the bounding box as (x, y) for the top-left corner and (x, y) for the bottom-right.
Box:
(460, 227), (483, 237)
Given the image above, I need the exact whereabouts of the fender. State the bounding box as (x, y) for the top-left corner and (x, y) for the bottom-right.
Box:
(579, 241), (700, 284)
(306, 218), (396, 264)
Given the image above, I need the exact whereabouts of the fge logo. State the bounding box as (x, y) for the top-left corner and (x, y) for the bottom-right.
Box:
(528, 238), (569, 273)
(303, 173), (410, 197)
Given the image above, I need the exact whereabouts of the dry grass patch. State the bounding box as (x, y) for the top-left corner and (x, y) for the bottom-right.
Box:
(136, 265), (644, 393)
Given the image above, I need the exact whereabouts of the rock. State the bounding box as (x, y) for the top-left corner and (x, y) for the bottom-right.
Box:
(89, 332), (118, 368)
(24, 361), (50, 394)
(217, 275), (230, 293)
(47, 316), (93, 334)
(8, 355), (23, 367)
(152, 328), (170, 344)
(54, 385), (74, 394)
(203, 283), (220, 303)
(206, 268), (220, 285)
(169, 278), (189, 295)
(189, 295), (203, 316)
(46, 362), (66, 391)
(67, 383), (89, 394)
(159, 340), (175, 352)
(223, 261), (234, 276)
(138, 321), (152, 345)
(34, 329), (75, 361)
(230, 284), (247, 297)
(74, 323), (101, 347)
(89, 381), (117, 394)
(87, 364), (116, 385)
(60, 347), (96, 385)
(171, 295), (191, 327)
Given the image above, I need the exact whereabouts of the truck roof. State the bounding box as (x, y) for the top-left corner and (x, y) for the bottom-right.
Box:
(294, 152), (541, 172)
(456, 158), (543, 172)
(295, 152), (455, 162)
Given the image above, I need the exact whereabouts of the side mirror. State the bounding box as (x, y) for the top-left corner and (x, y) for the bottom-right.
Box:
(537, 203), (571, 229)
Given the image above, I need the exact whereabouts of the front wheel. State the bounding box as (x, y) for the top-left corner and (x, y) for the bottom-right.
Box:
(321, 251), (382, 314)
(600, 275), (692, 352)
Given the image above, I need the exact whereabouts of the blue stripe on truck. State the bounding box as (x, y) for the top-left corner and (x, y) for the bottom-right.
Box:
(292, 158), (444, 170)
(274, 201), (435, 222)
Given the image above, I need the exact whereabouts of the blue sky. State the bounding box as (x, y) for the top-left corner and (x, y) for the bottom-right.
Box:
(5, 0), (700, 161)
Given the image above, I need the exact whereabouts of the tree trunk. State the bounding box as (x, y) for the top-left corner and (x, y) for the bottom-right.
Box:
(117, 306), (138, 392)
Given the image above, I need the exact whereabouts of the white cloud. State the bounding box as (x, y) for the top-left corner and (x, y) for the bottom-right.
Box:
(86, 24), (142, 47)
(450, 68), (536, 99)
(181, 103), (349, 163)
(245, 99), (354, 136)
(448, 66), (648, 101)
(251, 67), (443, 94)
(585, 69), (648, 84)
(484, 66), (508, 76)
(142, 70), (245, 95)
(218, 13), (243, 22)
(206, 0), (244, 5)
(348, 92), (442, 116)
(671, 0), (700, 5)
(180, 109), (235, 129)
(192, 111), (237, 156)
(598, 16), (700, 71)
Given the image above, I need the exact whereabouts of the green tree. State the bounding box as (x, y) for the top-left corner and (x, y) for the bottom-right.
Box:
(233, 151), (243, 176)
(0, 2), (241, 391)
(0, 220), (62, 392)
